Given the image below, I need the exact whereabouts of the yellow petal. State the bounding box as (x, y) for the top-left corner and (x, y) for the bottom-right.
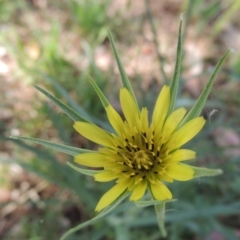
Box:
(165, 149), (196, 162)
(74, 153), (107, 167)
(125, 177), (136, 191)
(94, 171), (118, 182)
(140, 108), (149, 132)
(161, 107), (187, 139)
(167, 117), (206, 150)
(105, 105), (124, 136)
(99, 148), (122, 160)
(150, 181), (172, 200)
(152, 86), (170, 133)
(146, 171), (157, 184)
(74, 122), (113, 147)
(95, 179), (129, 211)
(130, 179), (147, 201)
(157, 174), (173, 182)
(166, 164), (194, 181)
(120, 88), (139, 127)
(103, 162), (123, 169)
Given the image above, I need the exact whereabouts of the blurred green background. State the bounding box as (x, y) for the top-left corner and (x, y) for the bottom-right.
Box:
(1, 0), (240, 239)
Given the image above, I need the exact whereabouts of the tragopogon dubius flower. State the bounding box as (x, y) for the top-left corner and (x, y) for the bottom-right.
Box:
(74, 85), (205, 211)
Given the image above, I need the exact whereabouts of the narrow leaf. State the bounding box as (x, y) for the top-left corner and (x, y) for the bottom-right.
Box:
(192, 166), (223, 178)
(87, 76), (109, 107)
(135, 199), (177, 208)
(35, 85), (89, 122)
(108, 30), (140, 113)
(60, 191), (130, 240)
(180, 50), (230, 126)
(67, 162), (101, 176)
(169, 20), (183, 114)
(39, 73), (93, 121)
(155, 202), (167, 237)
(10, 136), (93, 156)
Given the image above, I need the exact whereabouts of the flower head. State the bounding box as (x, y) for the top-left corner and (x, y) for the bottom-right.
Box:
(74, 85), (205, 211)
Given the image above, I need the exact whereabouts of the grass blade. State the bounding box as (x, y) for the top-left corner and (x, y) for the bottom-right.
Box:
(144, 0), (168, 83)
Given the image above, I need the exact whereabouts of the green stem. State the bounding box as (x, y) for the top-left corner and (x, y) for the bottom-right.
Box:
(154, 202), (167, 237)
(144, 0), (168, 84)
(60, 217), (96, 240)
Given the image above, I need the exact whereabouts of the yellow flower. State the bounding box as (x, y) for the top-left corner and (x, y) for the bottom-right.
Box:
(73, 85), (205, 212)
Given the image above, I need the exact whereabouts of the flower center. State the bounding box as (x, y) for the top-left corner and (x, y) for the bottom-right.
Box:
(133, 150), (153, 170)
(115, 130), (165, 179)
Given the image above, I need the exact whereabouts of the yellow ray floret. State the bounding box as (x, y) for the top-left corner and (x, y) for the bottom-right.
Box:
(120, 88), (140, 127)
(75, 153), (107, 167)
(95, 178), (129, 212)
(152, 85), (170, 136)
(105, 104), (125, 136)
(74, 122), (113, 147)
(130, 179), (147, 201)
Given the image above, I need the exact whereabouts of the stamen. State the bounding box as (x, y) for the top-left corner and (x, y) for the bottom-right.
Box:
(157, 145), (161, 157)
(126, 146), (131, 152)
(145, 141), (149, 149)
(128, 164), (134, 168)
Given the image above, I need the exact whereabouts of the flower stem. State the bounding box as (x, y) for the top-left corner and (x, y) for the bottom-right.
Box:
(154, 202), (167, 237)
